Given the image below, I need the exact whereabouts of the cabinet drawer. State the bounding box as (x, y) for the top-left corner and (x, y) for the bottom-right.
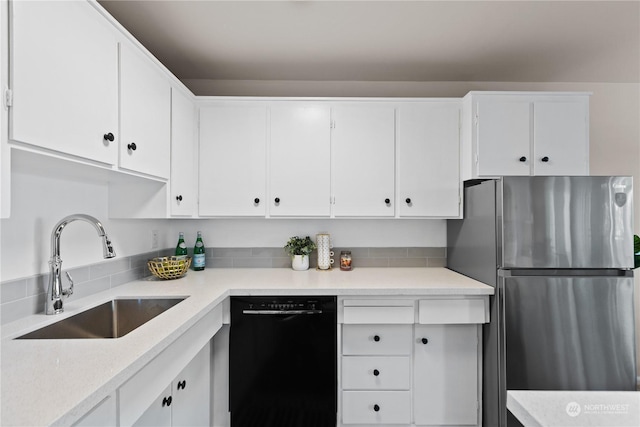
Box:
(418, 298), (488, 324)
(342, 391), (411, 424)
(342, 325), (412, 355)
(342, 356), (410, 390)
(343, 306), (414, 324)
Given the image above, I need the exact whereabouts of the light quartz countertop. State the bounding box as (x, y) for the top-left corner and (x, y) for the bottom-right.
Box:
(507, 390), (640, 427)
(1, 267), (492, 426)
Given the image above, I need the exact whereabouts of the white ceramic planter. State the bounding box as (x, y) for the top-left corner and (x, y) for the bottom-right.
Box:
(291, 254), (310, 271)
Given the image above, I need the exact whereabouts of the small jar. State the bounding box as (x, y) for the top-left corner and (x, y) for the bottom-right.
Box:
(340, 251), (352, 271)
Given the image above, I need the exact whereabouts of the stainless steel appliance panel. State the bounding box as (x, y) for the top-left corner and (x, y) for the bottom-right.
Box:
(447, 180), (498, 286)
(500, 176), (633, 269)
(502, 274), (637, 391)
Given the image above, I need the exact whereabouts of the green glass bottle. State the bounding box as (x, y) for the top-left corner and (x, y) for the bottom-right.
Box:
(175, 232), (188, 256)
(193, 231), (205, 271)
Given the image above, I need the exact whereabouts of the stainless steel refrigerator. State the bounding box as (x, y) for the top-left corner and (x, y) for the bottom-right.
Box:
(447, 176), (637, 427)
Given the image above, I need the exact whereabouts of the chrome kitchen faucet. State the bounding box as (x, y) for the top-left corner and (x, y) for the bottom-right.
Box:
(46, 214), (116, 315)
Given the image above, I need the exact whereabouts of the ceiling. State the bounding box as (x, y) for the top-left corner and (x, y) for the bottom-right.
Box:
(98, 0), (640, 88)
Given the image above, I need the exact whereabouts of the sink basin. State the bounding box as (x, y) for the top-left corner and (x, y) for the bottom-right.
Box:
(15, 298), (186, 339)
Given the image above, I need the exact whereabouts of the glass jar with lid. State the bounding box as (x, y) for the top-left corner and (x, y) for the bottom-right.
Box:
(340, 251), (352, 271)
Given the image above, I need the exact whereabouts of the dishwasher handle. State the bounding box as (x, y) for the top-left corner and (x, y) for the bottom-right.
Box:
(242, 309), (324, 315)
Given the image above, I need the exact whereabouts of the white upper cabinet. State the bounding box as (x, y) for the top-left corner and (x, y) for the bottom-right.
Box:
(199, 104), (267, 217)
(269, 104), (331, 217)
(10, 0), (118, 164)
(120, 43), (171, 179)
(331, 105), (395, 217)
(170, 88), (197, 216)
(397, 102), (461, 218)
(474, 98), (531, 177)
(462, 92), (589, 180)
(532, 100), (589, 175)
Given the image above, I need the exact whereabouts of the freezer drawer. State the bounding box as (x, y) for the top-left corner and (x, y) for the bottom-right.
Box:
(501, 274), (636, 391)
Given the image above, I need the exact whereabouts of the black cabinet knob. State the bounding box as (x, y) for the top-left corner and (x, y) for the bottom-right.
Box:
(274, 197), (280, 203)
(384, 198), (390, 204)
(373, 369), (380, 376)
(162, 396), (172, 407)
(176, 195), (183, 202)
(421, 337), (429, 345)
(103, 132), (114, 142)
(127, 143), (137, 151)
(254, 198), (260, 204)
(373, 404), (380, 412)
(405, 198), (412, 204)
(541, 156), (549, 162)
(373, 335), (380, 342)
(519, 156), (527, 162)
(177, 380), (186, 390)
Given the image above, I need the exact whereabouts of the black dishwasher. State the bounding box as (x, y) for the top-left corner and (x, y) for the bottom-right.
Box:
(229, 295), (337, 427)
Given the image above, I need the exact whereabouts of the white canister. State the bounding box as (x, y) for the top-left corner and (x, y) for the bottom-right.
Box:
(316, 233), (334, 270)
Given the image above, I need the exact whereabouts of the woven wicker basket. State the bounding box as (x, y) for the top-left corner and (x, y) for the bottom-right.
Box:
(148, 256), (191, 280)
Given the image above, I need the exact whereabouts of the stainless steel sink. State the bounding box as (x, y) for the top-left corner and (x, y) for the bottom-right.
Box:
(15, 298), (186, 339)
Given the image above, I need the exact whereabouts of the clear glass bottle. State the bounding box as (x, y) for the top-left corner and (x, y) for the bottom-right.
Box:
(175, 232), (188, 256)
(193, 231), (205, 271)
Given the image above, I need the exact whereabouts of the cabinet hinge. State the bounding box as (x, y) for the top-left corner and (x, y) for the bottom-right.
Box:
(4, 88), (12, 108)
(330, 120), (335, 129)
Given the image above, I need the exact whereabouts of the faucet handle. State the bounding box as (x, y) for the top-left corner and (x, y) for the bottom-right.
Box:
(63, 271), (74, 297)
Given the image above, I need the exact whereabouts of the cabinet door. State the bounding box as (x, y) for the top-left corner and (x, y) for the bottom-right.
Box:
(170, 88), (197, 216)
(533, 100), (588, 176)
(199, 105), (267, 216)
(397, 102), (460, 217)
(332, 105), (395, 217)
(133, 385), (172, 427)
(475, 99), (530, 176)
(172, 342), (211, 426)
(10, 0), (118, 164)
(120, 43), (171, 179)
(270, 104), (331, 217)
(414, 324), (479, 426)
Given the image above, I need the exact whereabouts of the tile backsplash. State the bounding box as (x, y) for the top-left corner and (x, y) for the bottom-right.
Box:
(1, 246), (445, 324)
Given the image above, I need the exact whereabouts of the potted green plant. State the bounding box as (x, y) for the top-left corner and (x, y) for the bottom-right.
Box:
(284, 236), (317, 271)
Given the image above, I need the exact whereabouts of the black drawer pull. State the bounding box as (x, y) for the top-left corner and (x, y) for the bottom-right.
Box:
(162, 396), (172, 407)
(421, 337), (429, 345)
(373, 404), (380, 412)
(373, 335), (380, 342)
(373, 369), (380, 376)
(519, 156), (527, 162)
(103, 132), (114, 142)
(176, 195), (183, 202)
(177, 380), (186, 390)
(127, 142), (137, 151)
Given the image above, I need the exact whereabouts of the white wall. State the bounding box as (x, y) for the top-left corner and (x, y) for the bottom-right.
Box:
(167, 219), (445, 251)
(0, 168), (172, 282)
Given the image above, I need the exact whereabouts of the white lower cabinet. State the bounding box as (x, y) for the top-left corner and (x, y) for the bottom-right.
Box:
(119, 304), (222, 427)
(133, 343), (210, 427)
(413, 325), (479, 426)
(340, 297), (485, 426)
